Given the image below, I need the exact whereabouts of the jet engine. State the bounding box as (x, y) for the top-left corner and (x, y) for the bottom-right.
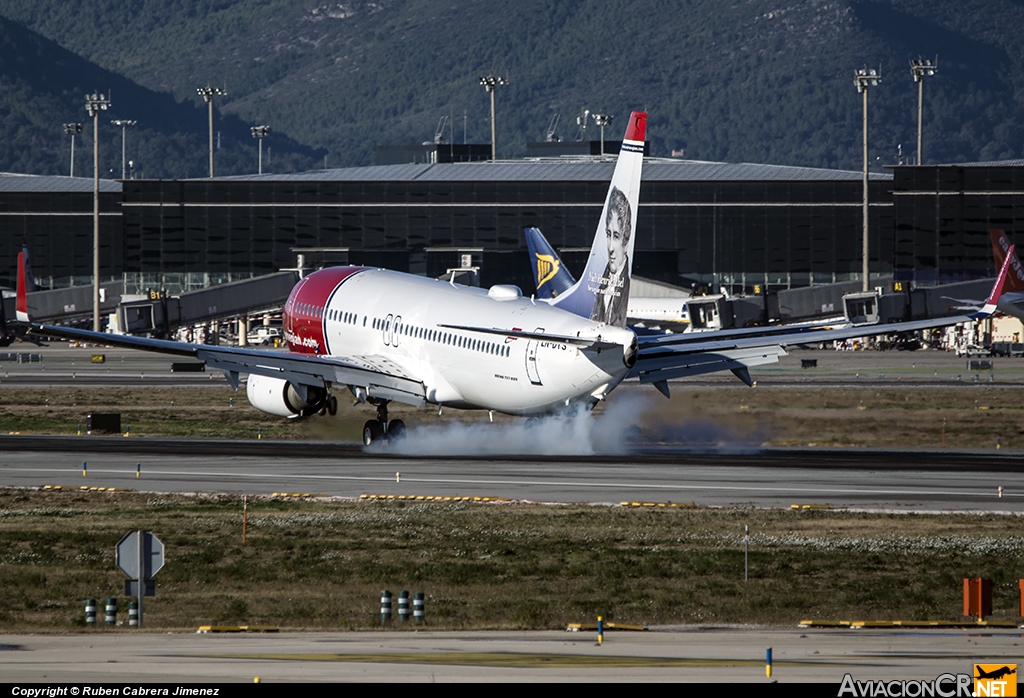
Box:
(245, 373), (327, 418)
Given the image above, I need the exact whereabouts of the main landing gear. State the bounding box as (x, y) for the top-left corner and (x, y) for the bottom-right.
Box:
(318, 394), (338, 417)
(362, 399), (405, 446)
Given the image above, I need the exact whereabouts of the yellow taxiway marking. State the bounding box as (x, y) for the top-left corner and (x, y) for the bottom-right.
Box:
(211, 652), (815, 669)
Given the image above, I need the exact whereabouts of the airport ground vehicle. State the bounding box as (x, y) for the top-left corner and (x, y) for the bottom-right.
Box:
(247, 324), (282, 346)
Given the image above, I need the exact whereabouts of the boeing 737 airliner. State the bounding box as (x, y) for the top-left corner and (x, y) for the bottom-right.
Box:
(19, 111), (1012, 446)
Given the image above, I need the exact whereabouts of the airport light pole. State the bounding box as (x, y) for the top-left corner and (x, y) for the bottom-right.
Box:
(197, 85), (227, 177)
(910, 57), (937, 166)
(592, 114), (613, 155)
(86, 91), (111, 332)
(854, 67), (880, 293)
(111, 119), (136, 180)
(478, 75), (507, 160)
(64, 123), (82, 177)
(250, 125), (269, 174)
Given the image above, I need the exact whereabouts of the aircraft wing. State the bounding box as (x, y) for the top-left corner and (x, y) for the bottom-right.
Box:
(28, 324), (428, 407)
(631, 250), (1013, 394)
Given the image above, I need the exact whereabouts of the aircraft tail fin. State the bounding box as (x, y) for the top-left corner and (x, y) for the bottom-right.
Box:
(20, 237), (36, 293)
(551, 111), (646, 327)
(990, 229), (1024, 293)
(16, 251), (29, 322)
(974, 243), (1014, 318)
(525, 227), (576, 299)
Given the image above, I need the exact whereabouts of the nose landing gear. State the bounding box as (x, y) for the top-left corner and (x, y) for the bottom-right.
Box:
(362, 400), (406, 446)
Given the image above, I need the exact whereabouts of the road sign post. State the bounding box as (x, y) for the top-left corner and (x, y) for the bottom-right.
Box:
(116, 531), (164, 628)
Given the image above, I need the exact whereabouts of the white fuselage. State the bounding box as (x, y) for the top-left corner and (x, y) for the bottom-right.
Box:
(286, 268), (635, 416)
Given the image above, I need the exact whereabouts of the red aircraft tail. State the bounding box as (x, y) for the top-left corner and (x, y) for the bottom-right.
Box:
(15, 251), (29, 322)
(990, 229), (1024, 293)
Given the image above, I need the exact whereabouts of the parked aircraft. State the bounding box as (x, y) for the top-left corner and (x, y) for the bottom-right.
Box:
(21, 111), (1012, 445)
(942, 229), (1024, 322)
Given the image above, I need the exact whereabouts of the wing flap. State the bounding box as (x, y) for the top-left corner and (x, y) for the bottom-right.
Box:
(633, 345), (786, 384)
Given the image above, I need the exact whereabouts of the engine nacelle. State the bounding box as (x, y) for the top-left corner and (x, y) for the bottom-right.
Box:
(245, 373), (327, 418)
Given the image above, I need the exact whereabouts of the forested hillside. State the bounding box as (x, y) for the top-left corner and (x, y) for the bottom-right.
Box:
(1, 0), (1023, 177)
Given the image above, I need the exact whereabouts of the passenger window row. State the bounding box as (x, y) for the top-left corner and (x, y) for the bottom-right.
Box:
(369, 317), (510, 357)
(325, 307), (357, 325)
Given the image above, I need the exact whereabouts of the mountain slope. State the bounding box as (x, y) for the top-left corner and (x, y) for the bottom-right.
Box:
(1, 0), (1023, 174)
(0, 14), (320, 178)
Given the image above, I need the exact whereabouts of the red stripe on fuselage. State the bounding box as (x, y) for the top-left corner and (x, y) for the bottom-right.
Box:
(284, 266), (366, 354)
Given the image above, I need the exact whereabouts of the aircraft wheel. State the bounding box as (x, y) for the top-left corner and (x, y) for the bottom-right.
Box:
(387, 419), (406, 441)
(327, 395), (338, 416)
(363, 420), (384, 446)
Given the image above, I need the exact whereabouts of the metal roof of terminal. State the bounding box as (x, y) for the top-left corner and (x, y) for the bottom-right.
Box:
(0, 173), (122, 193)
(945, 158), (1024, 168)
(224, 158), (894, 183)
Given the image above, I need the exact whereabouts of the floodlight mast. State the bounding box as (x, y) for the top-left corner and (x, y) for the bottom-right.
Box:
(592, 114), (613, 155)
(64, 123), (82, 177)
(854, 66), (881, 293)
(910, 57), (937, 166)
(478, 75), (507, 160)
(85, 91), (110, 332)
(197, 85), (227, 177)
(250, 125), (270, 175)
(111, 120), (137, 180)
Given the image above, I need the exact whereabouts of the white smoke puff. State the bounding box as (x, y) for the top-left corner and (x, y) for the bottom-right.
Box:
(383, 392), (655, 457)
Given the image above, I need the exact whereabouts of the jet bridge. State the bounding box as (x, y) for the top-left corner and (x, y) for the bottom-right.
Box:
(118, 271), (299, 336)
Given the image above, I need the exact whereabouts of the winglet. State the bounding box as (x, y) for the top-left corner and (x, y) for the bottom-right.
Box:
(974, 244), (1014, 318)
(15, 251), (29, 323)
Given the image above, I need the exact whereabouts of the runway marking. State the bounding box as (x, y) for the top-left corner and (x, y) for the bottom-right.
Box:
(4, 467), (1021, 499)
(209, 652), (820, 669)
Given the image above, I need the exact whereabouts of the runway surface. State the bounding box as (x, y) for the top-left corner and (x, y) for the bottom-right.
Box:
(1, 435), (1021, 510)
(1, 628), (1021, 682)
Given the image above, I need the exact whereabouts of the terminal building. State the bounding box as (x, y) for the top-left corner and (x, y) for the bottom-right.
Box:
(2, 157), (1022, 302)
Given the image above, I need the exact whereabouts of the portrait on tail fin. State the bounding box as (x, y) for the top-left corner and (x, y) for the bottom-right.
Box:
(588, 186), (632, 326)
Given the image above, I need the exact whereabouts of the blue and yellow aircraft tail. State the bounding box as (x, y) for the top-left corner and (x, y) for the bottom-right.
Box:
(525, 226), (576, 300)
